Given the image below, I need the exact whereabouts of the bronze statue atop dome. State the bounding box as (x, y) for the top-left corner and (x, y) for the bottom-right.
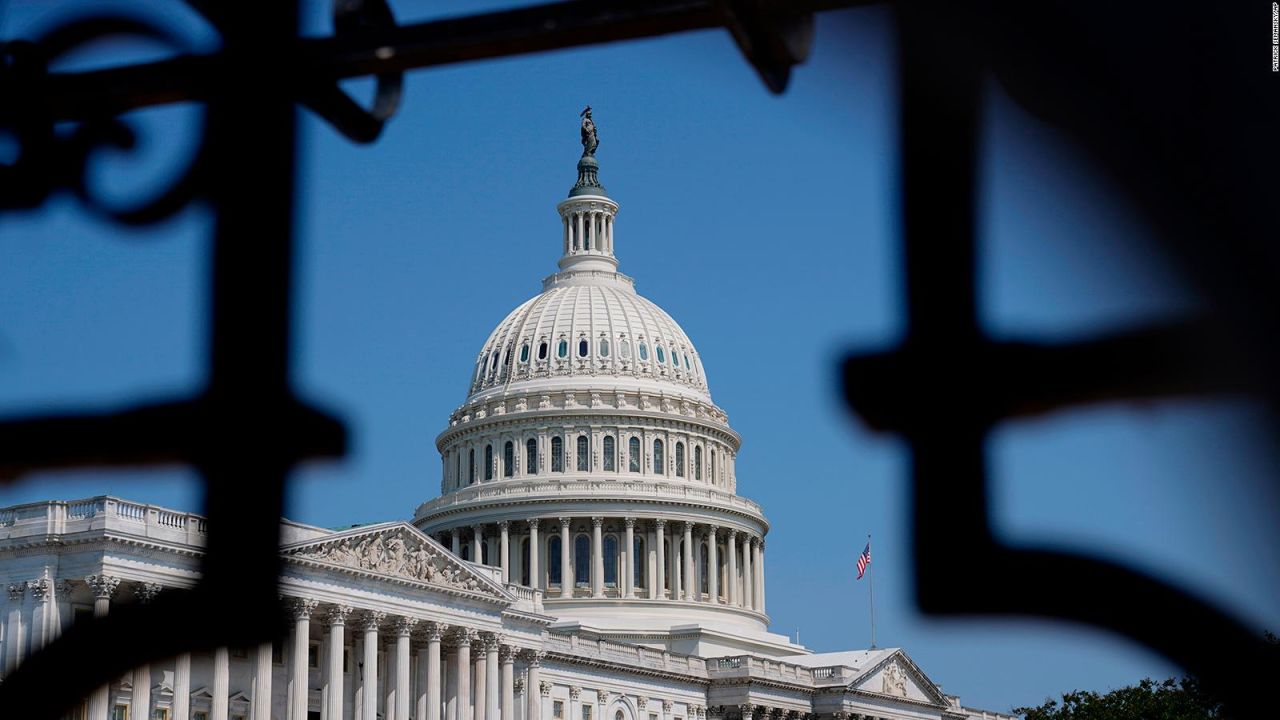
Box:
(580, 105), (598, 157)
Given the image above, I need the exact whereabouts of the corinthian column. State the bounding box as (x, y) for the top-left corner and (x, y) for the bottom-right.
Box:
(4, 582), (25, 675)
(289, 598), (320, 720)
(742, 537), (754, 610)
(85, 574), (121, 720)
(524, 651), (545, 720)
(455, 629), (476, 720)
(484, 635), (501, 720)
(27, 576), (51, 652)
(360, 611), (386, 720)
(590, 517), (604, 598)
(499, 645), (515, 720)
(756, 540), (766, 613)
(623, 518), (635, 598)
(681, 524), (695, 601)
(394, 617), (418, 720)
(326, 606), (353, 720)
(528, 519), (541, 590)
(559, 518), (572, 596)
(133, 582), (163, 720)
(499, 521), (511, 583)
(707, 528), (719, 604)
(472, 635), (487, 720)
(253, 640), (274, 720)
(654, 520), (666, 600)
(174, 652), (192, 720)
(213, 646), (230, 720)
(423, 622), (446, 720)
(726, 530), (738, 607)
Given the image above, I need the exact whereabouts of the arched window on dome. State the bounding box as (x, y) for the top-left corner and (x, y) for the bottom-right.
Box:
(519, 344), (529, 363)
(633, 536), (646, 589)
(603, 436), (615, 472)
(503, 441), (514, 478)
(675, 442), (685, 478)
(653, 439), (665, 475)
(628, 437), (640, 472)
(469, 448), (476, 485)
(574, 535), (590, 588)
(620, 340), (631, 360)
(576, 435), (589, 471)
(698, 541), (708, 599)
(557, 339), (568, 359)
(454, 452), (461, 489)
(526, 438), (538, 476)
(604, 535), (618, 587)
(638, 342), (649, 361)
(538, 341), (548, 360)
(656, 345), (666, 364)
(548, 535), (562, 585)
(578, 338), (589, 358)
(485, 445), (494, 481)
(717, 542), (728, 601)
(599, 338), (610, 357)
(694, 446), (703, 481)
(710, 449), (716, 484)
(551, 436), (564, 473)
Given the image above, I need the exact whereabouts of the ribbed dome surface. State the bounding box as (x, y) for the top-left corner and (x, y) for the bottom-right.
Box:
(466, 275), (711, 403)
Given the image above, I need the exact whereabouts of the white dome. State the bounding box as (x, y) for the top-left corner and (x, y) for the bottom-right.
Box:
(465, 270), (713, 405)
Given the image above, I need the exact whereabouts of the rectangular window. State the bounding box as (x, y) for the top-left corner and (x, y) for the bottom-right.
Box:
(554, 702), (565, 719)
(231, 646), (248, 659)
(272, 639), (284, 665)
(152, 710), (170, 720)
(193, 712), (209, 720)
(582, 707), (593, 720)
(111, 706), (128, 720)
(650, 714), (658, 720)
(309, 642), (320, 668)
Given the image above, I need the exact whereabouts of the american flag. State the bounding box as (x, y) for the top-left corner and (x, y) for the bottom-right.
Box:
(857, 541), (871, 580)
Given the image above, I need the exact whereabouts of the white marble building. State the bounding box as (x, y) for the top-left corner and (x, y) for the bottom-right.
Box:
(0, 126), (1014, 720)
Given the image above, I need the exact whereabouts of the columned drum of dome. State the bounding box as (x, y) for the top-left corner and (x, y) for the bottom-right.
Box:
(414, 113), (793, 657)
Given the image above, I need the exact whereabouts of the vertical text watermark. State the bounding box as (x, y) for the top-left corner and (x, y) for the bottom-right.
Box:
(1273, 3), (1279, 70)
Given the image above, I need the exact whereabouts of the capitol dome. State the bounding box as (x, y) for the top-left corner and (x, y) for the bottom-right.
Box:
(414, 111), (794, 658)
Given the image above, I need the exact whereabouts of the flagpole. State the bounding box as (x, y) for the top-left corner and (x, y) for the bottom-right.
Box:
(867, 533), (876, 649)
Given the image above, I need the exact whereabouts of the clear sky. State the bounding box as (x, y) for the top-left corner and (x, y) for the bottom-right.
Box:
(2, 1), (1279, 714)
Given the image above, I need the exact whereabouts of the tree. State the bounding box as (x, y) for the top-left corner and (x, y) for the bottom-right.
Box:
(1013, 678), (1223, 720)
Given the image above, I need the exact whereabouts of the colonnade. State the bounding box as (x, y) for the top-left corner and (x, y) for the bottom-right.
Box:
(438, 517), (766, 613)
(2, 577), (542, 720)
(561, 209), (614, 255)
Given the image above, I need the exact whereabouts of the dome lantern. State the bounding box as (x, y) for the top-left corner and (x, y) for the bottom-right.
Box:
(556, 107), (619, 275)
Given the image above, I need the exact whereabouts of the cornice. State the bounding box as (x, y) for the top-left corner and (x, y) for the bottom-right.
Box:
(438, 405), (740, 450)
(414, 495), (768, 533)
(544, 650), (711, 687)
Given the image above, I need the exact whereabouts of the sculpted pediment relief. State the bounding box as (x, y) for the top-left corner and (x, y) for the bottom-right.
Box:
(851, 651), (948, 707)
(282, 523), (509, 601)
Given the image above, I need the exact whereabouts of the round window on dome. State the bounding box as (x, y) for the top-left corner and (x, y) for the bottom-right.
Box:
(638, 342), (649, 361)
(519, 344), (530, 363)
(656, 346), (666, 364)
(538, 342), (548, 360)
(557, 340), (568, 358)
(578, 339), (589, 358)
(600, 339), (610, 357)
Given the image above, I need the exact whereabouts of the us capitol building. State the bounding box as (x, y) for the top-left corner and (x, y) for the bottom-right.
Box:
(0, 112), (1013, 720)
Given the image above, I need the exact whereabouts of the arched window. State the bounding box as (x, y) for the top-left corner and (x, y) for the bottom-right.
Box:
(578, 338), (589, 358)
(717, 543), (727, 600)
(521, 538), (531, 586)
(694, 446), (703, 481)
(633, 536), (646, 588)
(698, 542), (708, 598)
(485, 444), (494, 481)
(710, 450), (716, 484)
(656, 345), (666, 364)
(454, 452), (461, 488)
(526, 438), (538, 475)
(576, 435), (589, 471)
(600, 339), (610, 357)
(557, 339), (568, 359)
(603, 436), (615, 472)
(469, 448), (476, 485)
(653, 439), (665, 475)
(503, 441), (514, 478)
(675, 442), (685, 478)
(481, 541), (490, 565)
(548, 536), (562, 585)
(574, 535), (590, 587)
(461, 544), (470, 561)
(538, 341), (548, 360)
(628, 437), (640, 472)
(519, 344), (530, 363)
(638, 342), (649, 361)
(604, 535), (618, 587)
(620, 341), (631, 359)
(551, 436), (564, 472)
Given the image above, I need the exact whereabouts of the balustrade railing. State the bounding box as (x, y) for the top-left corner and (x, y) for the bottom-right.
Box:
(0, 497), (209, 541)
(415, 478), (763, 518)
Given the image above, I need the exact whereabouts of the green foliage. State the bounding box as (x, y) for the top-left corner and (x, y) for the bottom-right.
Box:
(1012, 678), (1223, 720)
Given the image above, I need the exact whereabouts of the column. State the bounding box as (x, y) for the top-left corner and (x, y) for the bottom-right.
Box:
(85, 575), (121, 720)
(756, 540), (766, 613)
(422, 622), (445, 720)
(484, 635), (500, 720)
(174, 652), (192, 720)
(452, 529), (462, 556)
(525, 651), (544, 720)
(213, 646), (230, 720)
(289, 598), (319, 720)
(742, 537), (754, 610)
(27, 577), (50, 652)
(727, 531), (739, 607)
(707, 528), (719, 605)
(326, 606), (353, 720)
(472, 526), (484, 565)
(499, 522), (511, 583)
(360, 612), (385, 720)
(455, 630), (474, 720)
(446, 634), (459, 720)
(132, 583), (162, 719)
(681, 523), (695, 601)
(590, 517), (604, 598)
(499, 646), (515, 720)
(253, 641), (274, 720)
(394, 617), (417, 720)
(559, 518), (572, 596)
(53, 579), (74, 639)
(528, 519), (541, 590)
(575, 213), (584, 251)
(4, 582), (25, 675)
(654, 520), (666, 600)
(473, 635), (487, 720)
(623, 518), (635, 598)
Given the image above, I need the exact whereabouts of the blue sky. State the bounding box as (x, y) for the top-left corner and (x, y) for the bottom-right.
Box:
(2, 1), (1279, 713)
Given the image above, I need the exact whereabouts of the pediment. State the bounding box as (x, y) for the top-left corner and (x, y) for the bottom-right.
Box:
(850, 650), (948, 706)
(281, 522), (511, 602)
